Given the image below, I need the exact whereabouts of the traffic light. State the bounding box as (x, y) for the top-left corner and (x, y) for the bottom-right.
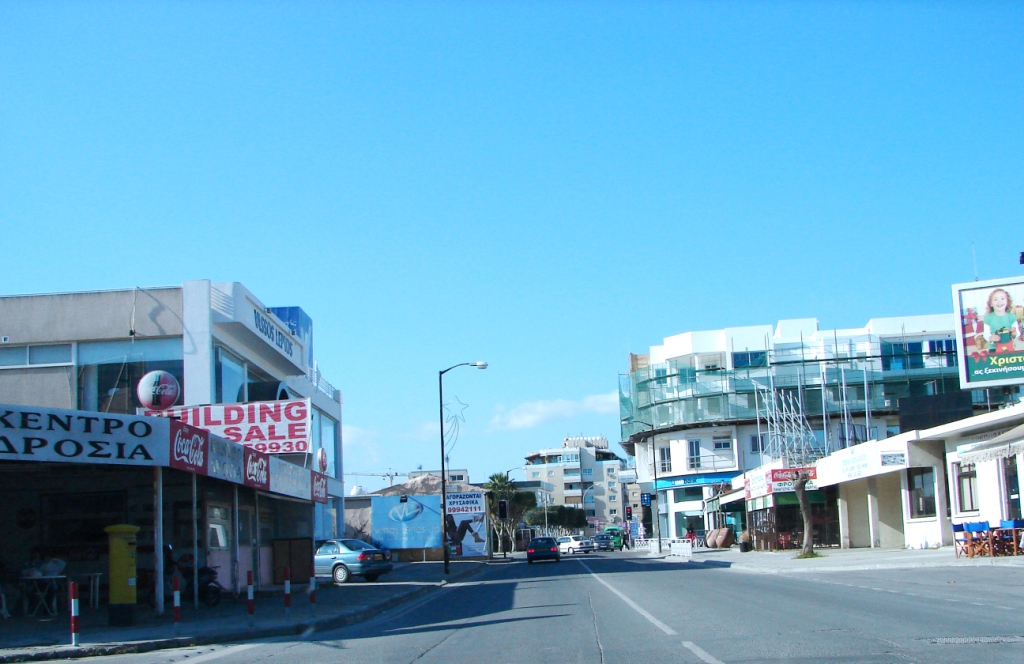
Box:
(498, 499), (508, 520)
(625, 506), (633, 521)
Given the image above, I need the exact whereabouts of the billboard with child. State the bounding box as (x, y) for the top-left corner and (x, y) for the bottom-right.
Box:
(953, 276), (1024, 388)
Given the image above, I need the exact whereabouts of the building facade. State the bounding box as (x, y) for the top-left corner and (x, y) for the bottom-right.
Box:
(619, 315), (1015, 541)
(0, 280), (344, 594)
(523, 436), (626, 527)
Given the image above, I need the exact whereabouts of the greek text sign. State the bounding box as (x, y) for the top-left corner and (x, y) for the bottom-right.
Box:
(0, 404), (170, 466)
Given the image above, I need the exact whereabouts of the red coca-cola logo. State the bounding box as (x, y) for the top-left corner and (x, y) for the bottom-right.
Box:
(246, 454), (268, 485)
(173, 429), (206, 468)
(137, 371), (180, 410)
(317, 448), (328, 473)
(312, 474), (328, 502)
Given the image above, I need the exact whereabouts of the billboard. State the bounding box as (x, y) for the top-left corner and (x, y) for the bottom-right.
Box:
(445, 492), (487, 557)
(953, 276), (1024, 389)
(372, 495), (443, 550)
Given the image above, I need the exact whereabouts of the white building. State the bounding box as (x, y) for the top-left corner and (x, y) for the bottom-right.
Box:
(523, 436), (626, 527)
(619, 314), (1001, 543)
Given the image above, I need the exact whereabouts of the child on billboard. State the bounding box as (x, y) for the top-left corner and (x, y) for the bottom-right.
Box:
(981, 288), (1019, 354)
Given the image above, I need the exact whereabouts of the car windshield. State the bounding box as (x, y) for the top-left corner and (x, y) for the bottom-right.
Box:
(557, 537), (570, 543)
(530, 538), (555, 547)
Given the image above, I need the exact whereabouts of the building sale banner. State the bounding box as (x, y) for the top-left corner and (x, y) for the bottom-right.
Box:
(445, 492), (487, 558)
(953, 277), (1024, 389)
(143, 399), (312, 454)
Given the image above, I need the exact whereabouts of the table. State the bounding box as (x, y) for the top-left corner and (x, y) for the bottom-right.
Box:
(21, 575), (65, 617)
(73, 572), (103, 609)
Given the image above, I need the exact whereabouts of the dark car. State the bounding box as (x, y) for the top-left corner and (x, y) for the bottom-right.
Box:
(593, 533), (616, 551)
(314, 538), (394, 583)
(526, 537), (561, 564)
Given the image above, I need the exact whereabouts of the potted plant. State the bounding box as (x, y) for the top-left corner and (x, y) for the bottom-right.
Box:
(739, 530), (752, 553)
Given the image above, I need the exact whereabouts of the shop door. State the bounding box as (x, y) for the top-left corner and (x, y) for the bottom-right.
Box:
(1005, 457), (1021, 520)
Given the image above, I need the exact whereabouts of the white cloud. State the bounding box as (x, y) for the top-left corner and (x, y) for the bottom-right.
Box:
(490, 391), (618, 430)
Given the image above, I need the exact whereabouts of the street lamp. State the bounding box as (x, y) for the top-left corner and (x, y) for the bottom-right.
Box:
(439, 361), (487, 576)
(624, 418), (661, 554)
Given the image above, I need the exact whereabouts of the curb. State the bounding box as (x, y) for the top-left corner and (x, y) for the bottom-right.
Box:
(0, 564), (487, 663)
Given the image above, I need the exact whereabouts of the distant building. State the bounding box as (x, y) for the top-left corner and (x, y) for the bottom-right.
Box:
(523, 436), (626, 526)
(408, 469), (471, 484)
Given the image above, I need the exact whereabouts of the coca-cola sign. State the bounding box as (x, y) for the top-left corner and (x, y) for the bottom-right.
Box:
(168, 420), (208, 475)
(137, 371), (181, 411)
(311, 472), (328, 504)
(243, 447), (270, 490)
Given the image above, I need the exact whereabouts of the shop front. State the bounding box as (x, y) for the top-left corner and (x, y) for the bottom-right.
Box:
(742, 465), (837, 551)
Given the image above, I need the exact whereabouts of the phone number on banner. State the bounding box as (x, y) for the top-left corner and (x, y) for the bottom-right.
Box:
(247, 441), (309, 453)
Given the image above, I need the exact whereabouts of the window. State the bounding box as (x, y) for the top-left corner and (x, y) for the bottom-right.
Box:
(713, 436), (732, 451)
(673, 487), (703, 502)
(216, 346), (246, 403)
(658, 446), (672, 473)
(750, 433), (767, 454)
(609, 494), (617, 501)
(687, 440), (701, 469)
(882, 341), (925, 371)
(78, 339), (184, 414)
(929, 339), (957, 367)
(908, 467), (937, 518)
(0, 344), (73, 367)
(955, 463), (978, 512)
(608, 481), (616, 489)
(607, 467), (616, 476)
(583, 468), (593, 477)
(449, 474), (464, 482)
(547, 471), (554, 477)
(532, 472), (540, 479)
(609, 509), (617, 515)
(732, 351), (767, 369)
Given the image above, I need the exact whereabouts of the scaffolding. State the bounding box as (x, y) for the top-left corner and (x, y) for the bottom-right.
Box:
(756, 385), (826, 467)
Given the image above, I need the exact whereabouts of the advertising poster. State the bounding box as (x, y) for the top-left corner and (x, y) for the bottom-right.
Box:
(372, 495), (442, 550)
(953, 277), (1024, 389)
(445, 492), (488, 557)
(143, 399), (312, 454)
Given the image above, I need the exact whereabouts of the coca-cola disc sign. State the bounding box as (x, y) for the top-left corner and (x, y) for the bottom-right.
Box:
(243, 447), (271, 490)
(137, 371), (180, 410)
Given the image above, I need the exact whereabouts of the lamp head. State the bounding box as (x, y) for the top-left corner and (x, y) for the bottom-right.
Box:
(472, 362), (488, 369)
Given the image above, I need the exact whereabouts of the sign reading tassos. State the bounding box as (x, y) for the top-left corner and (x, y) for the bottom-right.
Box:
(0, 405), (170, 466)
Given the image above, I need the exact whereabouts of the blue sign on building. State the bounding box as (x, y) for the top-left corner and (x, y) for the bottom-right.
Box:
(371, 495), (443, 549)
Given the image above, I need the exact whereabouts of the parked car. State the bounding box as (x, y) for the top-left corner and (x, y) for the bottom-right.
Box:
(593, 533), (616, 551)
(526, 537), (561, 564)
(314, 538), (394, 583)
(557, 535), (594, 555)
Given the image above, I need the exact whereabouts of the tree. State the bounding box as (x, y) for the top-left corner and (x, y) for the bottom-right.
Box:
(793, 470), (815, 557)
(484, 472), (536, 552)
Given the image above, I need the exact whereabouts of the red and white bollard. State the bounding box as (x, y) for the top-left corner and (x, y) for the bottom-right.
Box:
(309, 563), (316, 616)
(284, 566), (291, 617)
(69, 581), (79, 647)
(247, 571), (255, 623)
(172, 576), (181, 632)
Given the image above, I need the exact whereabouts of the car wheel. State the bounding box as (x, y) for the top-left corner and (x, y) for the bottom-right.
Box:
(333, 565), (350, 584)
(568, 548), (574, 555)
(364, 573), (380, 582)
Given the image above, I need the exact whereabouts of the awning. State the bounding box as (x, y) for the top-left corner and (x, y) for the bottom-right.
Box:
(959, 423), (1024, 464)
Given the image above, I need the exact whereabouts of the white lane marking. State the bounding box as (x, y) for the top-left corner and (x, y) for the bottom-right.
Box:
(171, 644), (259, 663)
(578, 560), (676, 635)
(682, 640), (725, 664)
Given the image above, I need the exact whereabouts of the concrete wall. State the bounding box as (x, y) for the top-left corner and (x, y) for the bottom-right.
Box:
(0, 288), (182, 343)
(875, 471), (905, 547)
(841, 479), (872, 548)
(0, 366), (77, 409)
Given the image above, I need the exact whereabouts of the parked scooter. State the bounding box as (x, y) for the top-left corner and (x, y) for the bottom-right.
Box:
(153, 546), (226, 607)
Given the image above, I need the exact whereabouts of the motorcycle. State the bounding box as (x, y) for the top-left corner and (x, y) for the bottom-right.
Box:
(175, 561), (225, 607)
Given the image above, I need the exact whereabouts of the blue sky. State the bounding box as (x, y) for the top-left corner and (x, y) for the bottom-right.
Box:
(2, 2), (1021, 491)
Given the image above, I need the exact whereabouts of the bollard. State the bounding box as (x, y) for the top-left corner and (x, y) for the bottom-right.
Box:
(284, 566), (291, 617)
(309, 563), (316, 617)
(172, 576), (181, 632)
(69, 581), (80, 647)
(247, 571), (255, 624)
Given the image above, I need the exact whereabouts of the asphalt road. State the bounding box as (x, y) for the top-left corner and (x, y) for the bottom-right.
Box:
(96, 551), (1024, 663)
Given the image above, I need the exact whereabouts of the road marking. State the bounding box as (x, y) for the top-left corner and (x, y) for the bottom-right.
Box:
(578, 560), (677, 635)
(682, 640), (725, 664)
(171, 644), (259, 663)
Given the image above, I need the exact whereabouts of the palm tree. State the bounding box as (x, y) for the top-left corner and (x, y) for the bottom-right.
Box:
(484, 472), (535, 552)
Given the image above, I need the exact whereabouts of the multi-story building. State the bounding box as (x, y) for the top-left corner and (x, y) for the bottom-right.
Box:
(619, 315), (1016, 541)
(408, 469), (472, 484)
(523, 436), (625, 527)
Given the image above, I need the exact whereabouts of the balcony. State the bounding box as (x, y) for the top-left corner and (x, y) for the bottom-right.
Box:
(564, 488), (583, 498)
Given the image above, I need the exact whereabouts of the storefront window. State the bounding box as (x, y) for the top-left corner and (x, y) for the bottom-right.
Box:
(908, 467), (937, 518)
(78, 339), (183, 414)
(955, 463), (978, 512)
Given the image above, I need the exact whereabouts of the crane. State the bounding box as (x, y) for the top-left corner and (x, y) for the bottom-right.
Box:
(344, 469), (407, 487)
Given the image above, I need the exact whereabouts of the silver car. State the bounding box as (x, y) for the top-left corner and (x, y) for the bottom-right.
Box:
(314, 539), (394, 584)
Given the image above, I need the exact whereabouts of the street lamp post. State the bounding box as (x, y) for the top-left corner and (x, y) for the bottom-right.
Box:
(625, 419), (661, 554)
(439, 361), (488, 576)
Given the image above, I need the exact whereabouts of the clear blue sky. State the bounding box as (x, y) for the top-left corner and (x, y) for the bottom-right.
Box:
(2, 2), (1021, 491)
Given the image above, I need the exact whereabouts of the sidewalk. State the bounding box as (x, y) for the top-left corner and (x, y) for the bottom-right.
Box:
(0, 560), (489, 663)
(672, 545), (1024, 574)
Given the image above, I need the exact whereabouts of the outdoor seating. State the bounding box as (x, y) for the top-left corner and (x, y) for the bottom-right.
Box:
(964, 521), (991, 557)
(952, 523), (969, 559)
